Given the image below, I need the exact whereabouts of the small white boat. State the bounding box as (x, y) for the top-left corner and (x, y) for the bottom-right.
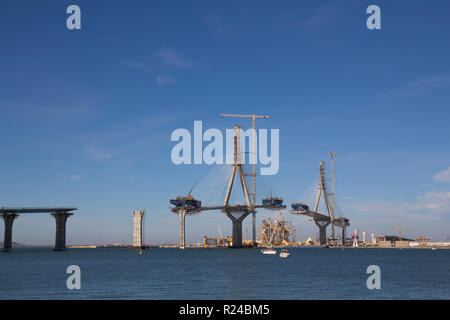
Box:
(261, 248), (277, 255)
(279, 249), (290, 258)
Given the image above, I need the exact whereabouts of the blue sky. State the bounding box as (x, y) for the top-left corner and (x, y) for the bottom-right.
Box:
(1, 0), (450, 245)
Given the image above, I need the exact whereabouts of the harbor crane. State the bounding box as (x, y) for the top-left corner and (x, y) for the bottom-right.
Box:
(392, 226), (415, 242)
(219, 113), (270, 243)
(393, 226), (402, 241)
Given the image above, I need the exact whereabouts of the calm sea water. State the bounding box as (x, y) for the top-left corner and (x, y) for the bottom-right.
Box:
(0, 247), (449, 299)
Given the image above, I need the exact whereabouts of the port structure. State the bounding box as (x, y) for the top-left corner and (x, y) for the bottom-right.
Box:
(170, 125), (285, 249)
(1, 207), (77, 251)
(290, 161), (350, 245)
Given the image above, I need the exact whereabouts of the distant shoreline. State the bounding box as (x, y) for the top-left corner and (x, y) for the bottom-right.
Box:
(67, 244), (450, 250)
(3, 242), (449, 250)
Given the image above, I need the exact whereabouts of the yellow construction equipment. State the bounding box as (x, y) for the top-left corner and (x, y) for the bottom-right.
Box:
(203, 236), (217, 246)
(417, 235), (430, 241)
(258, 215), (296, 247)
(393, 227), (402, 241)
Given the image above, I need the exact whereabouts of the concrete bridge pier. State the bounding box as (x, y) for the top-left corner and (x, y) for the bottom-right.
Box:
(2, 213), (18, 252)
(178, 210), (186, 249)
(341, 225), (347, 246)
(52, 212), (73, 251)
(318, 225), (327, 245)
(231, 218), (243, 247)
(226, 211), (250, 248)
(314, 221), (330, 246)
(132, 210), (145, 248)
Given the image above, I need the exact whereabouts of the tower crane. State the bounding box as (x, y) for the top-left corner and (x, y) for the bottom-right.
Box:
(328, 152), (338, 239)
(393, 226), (402, 241)
(219, 113), (270, 243)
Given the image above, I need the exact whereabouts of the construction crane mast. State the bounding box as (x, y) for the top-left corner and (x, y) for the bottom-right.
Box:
(219, 113), (270, 242)
(393, 226), (402, 241)
(328, 152), (338, 239)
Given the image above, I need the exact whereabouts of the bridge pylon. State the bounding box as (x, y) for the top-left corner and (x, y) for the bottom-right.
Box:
(170, 123), (284, 248)
(222, 125), (254, 248)
(291, 160), (350, 246)
(311, 161), (334, 245)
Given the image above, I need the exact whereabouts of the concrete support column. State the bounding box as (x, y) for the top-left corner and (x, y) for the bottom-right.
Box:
(225, 211), (250, 248)
(232, 219), (243, 248)
(318, 225), (327, 245)
(52, 212), (73, 251)
(313, 220), (330, 246)
(2, 213), (18, 252)
(341, 226), (347, 246)
(132, 210), (145, 248)
(179, 210), (186, 249)
(313, 222), (329, 246)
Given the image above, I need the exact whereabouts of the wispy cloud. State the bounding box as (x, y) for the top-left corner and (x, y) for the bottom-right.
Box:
(380, 75), (450, 100)
(155, 75), (176, 87)
(413, 191), (450, 213)
(123, 48), (194, 86)
(296, 3), (340, 29)
(123, 60), (152, 74)
(84, 144), (113, 162)
(80, 112), (183, 165)
(56, 171), (82, 182)
(342, 190), (450, 221)
(433, 167), (450, 183)
(203, 14), (232, 36)
(114, 113), (182, 139)
(156, 48), (192, 68)
(339, 163), (450, 224)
